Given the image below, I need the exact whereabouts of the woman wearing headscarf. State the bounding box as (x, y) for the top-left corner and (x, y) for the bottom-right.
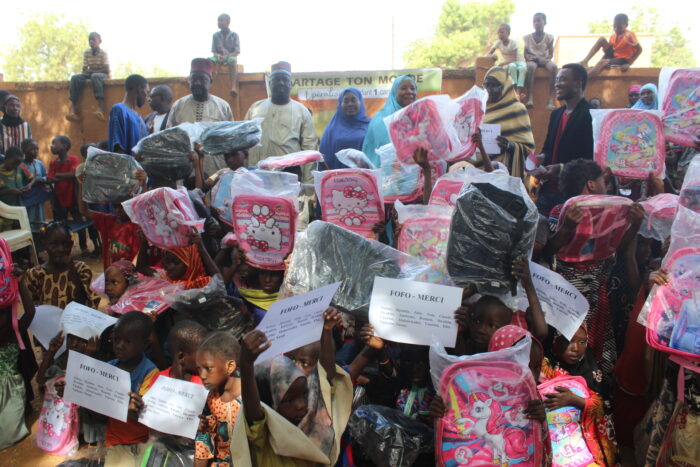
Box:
(320, 88), (371, 169)
(631, 83), (658, 110)
(362, 75), (417, 167)
(480, 67), (535, 179)
(0, 95), (31, 154)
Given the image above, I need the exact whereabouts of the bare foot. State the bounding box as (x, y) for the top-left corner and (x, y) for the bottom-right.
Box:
(65, 112), (81, 122)
(92, 110), (106, 121)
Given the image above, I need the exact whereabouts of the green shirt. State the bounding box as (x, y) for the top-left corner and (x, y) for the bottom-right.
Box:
(0, 166), (32, 206)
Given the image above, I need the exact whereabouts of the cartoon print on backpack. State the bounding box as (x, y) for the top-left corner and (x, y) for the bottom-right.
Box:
(246, 204), (282, 252)
(331, 186), (369, 227)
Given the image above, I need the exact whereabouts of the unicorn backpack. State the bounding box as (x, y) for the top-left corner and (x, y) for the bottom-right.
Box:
(556, 195), (633, 263)
(314, 168), (383, 238)
(660, 68), (700, 147)
(639, 194), (679, 242)
(396, 202), (452, 282)
(592, 109), (665, 179)
(436, 359), (542, 466)
(35, 375), (79, 456)
(451, 86), (488, 161)
(210, 170), (237, 226)
(537, 376), (595, 467)
(0, 238), (23, 350)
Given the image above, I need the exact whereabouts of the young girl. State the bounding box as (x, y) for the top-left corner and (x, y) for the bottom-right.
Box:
(25, 221), (101, 309)
(157, 230), (220, 290)
(540, 323), (619, 466)
(194, 331), (242, 467)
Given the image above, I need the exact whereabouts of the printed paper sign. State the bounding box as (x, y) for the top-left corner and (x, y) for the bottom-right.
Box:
(369, 277), (462, 347)
(479, 123), (501, 154)
(29, 305), (66, 356)
(529, 262), (589, 340)
(139, 376), (209, 439)
(256, 282), (342, 362)
(60, 301), (117, 340)
(63, 350), (131, 422)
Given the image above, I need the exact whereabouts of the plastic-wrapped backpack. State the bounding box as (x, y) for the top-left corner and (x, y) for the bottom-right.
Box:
(91, 273), (182, 316)
(35, 376), (79, 456)
(429, 165), (486, 207)
(258, 150), (324, 169)
(210, 169), (238, 226)
(639, 194), (679, 242)
(199, 119), (263, 155)
(82, 147), (143, 203)
(658, 67), (700, 147)
(133, 125), (197, 181)
(385, 95), (460, 164)
(537, 376), (596, 467)
(314, 168), (383, 238)
(451, 86), (488, 162)
(378, 143), (447, 204)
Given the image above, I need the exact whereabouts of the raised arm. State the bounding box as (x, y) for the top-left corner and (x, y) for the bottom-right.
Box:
(320, 308), (341, 382)
(240, 330), (272, 423)
(511, 256), (547, 343)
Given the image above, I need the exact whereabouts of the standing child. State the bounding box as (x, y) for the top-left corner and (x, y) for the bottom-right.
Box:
(25, 221), (100, 309)
(523, 12), (557, 109)
(580, 13), (642, 77)
(0, 146), (33, 231)
(489, 24), (527, 96)
(20, 138), (49, 225)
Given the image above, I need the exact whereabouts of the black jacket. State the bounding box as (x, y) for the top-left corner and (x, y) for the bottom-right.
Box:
(542, 98), (593, 165)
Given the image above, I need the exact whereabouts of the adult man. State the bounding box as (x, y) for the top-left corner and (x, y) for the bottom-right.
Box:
(535, 63), (593, 216)
(144, 85), (173, 134)
(108, 74), (148, 155)
(66, 32), (110, 122)
(167, 58), (233, 174)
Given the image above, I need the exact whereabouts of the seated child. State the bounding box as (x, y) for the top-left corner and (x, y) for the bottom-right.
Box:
(26, 221), (101, 309)
(0, 146), (33, 230)
(580, 13), (642, 77)
(195, 331), (242, 467)
(105, 311), (159, 465)
(20, 138), (49, 225)
(489, 24), (527, 94)
(210, 13), (240, 66)
(523, 12), (557, 109)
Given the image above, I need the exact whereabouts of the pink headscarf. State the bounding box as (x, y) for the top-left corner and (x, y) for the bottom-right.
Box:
(488, 324), (543, 356)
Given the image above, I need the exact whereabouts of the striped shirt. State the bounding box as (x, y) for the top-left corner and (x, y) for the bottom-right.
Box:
(82, 48), (110, 75)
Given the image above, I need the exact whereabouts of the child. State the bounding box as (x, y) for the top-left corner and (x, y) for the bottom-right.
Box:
(210, 13), (240, 95)
(580, 13), (642, 77)
(204, 149), (248, 192)
(489, 24), (527, 95)
(523, 12), (557, 109)
(25, 221), (101, 308)
(0, 146), (33, 231)
(239, 268), (284, 325)
(20, 138), (49, 225)
(47, 135), (90, 255)
(66, 32), (110, 122)
(540, 324), (619, 466)
(0, 262), (36, 449)
(105, 311), (159, 465)
(194, 331), (241, 467)
(158, 230), (220, 289)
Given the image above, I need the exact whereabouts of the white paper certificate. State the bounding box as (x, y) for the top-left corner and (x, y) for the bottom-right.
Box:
(479, 123), (501, 154)
(139, 375), (209, 439)
(60, 301), (117, 340)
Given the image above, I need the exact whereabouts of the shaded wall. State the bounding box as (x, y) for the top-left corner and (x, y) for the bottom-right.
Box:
(2, 64), (660, 166)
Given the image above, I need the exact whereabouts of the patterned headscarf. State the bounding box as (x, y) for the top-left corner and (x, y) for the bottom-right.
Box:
(488, 324), (543, 357)
(108, 260), (138, 285)
(166, 245), (205, 283)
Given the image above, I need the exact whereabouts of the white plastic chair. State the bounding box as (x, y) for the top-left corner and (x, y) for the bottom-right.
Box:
(0, 201), (39, 265)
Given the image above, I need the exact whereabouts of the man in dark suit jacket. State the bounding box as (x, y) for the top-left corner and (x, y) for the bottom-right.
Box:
(144, 85), (173, 134)
(535, 63), (594, 216)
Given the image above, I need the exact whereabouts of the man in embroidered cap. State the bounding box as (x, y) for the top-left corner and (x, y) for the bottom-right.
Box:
(167, 58), (234, 173)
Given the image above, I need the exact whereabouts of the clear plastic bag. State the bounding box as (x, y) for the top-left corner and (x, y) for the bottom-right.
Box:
(348, 404), (434, 467)
(591, 108), (666, 179)
(199, 118), (263, 155)
(133, 125), (199, 181)
(82, 147), (143, 203)
(378, 143), (422, 203)
(335, 148), (376, 169)
(446, 171), (538, 295)
(122, 187), (205, 249)
(257, 150), (324, 169)
(428, 165), (485, 207)
(91, 273), (183, 316)
(211, 168), (248, 226)
(451, 86), (488, 161)
(639, 194), (679, 242)
(658, 67), (700, 147)
(672, 155), (700, 252)
(280, 220), (446, 319)
(385, 95), (461, 164)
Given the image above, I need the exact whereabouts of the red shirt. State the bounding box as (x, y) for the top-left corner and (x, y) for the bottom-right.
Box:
(48, 154), (80, 207)
(92, 211), (141, 269)
(146, 367), (203, 389)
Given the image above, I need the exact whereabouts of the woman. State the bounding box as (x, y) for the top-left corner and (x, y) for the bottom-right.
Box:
(0, 95), (31, 154)
(631, 83), (658, 110)
(320, 88), (370, 169)
(362, 75), (417, 167)
(481, 67), (535, 179)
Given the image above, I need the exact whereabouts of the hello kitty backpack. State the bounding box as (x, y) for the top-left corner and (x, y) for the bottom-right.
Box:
(211, 170), (237, 226)
(0, 238), (23, 350)
(315, 168), (383, 238)
(232, 194), (296, 270)
(450, 86), (488, 162)
(35, 375), (79, 456)
(537, 376), (595, 467)
(436, 360), (542, 466)
(660, 68), (700, 147)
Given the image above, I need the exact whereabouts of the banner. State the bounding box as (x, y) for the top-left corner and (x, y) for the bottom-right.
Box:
(288, 68), (443, 138)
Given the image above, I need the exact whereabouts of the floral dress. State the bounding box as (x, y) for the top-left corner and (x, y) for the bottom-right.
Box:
(0, 344), (28, 449)
(195, 392), (241, 467)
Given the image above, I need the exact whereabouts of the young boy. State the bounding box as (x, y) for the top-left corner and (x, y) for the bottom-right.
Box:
(20, 138), (48, 224)
(580, 13), (642, 77)
(210, 13), (240, 95)
(489, 24), (527, 95)
(523, 13), (557, 109)
(67, 32), (110, 122)
(0, 146), (33, 231)
(106, 311), (158, 466)
(204, 148), (248, 191)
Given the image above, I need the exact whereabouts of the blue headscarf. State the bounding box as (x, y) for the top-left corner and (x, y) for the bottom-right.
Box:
(362, 75), (417, 167)
(631, 83), (658, 110)
(319, 88), (371, 170)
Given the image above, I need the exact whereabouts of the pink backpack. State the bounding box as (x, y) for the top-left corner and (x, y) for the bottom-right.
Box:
(122, 187), (205, 249)
(639, 194), (679, 242)
(661, 68), (700, 147)
(537, 376), (595, 467)
(645, 247), (700, 362)
(436, 360), (542, 466)
(594, 109), (665, 179)
(317, 169), (383, 238)
(396, 209), (452, 282)
(429, 178), (464, 207)
(0, 238), (23, 349)
(556, 195), (632, 263)
(211, 170), (236, 226)
(258, 150), (324, 169)
(233, 194), (296, 270)
(451, 87), (488, 162)
(35, 376), (79, 456)
(387, 96), (459, 164)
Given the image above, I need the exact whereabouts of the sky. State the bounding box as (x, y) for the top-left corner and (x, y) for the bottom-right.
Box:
(1, 0), (696, 77)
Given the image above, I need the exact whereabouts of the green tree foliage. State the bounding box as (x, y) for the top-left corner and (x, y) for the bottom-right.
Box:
(404, 0), (515, 68)
(587, 6), (696, 67)
(111, 62), (175, 80)
(2, 14), (90, 82)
